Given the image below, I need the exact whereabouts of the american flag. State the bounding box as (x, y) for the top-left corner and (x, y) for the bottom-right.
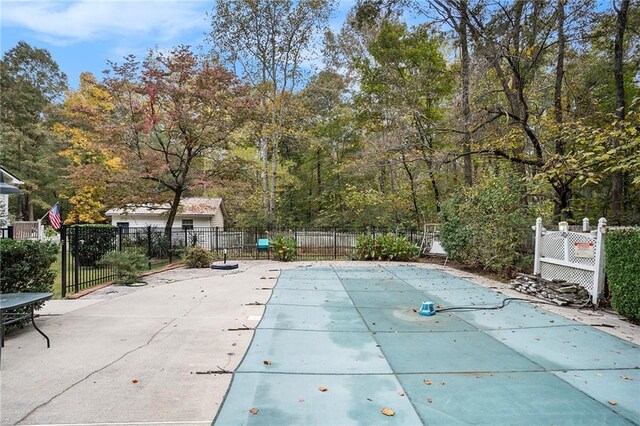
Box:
(48, 203), (61, 230)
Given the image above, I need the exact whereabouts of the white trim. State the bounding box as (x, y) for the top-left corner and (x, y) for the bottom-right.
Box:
(533, 217), (542, 275)
(539, 257), (595, 272)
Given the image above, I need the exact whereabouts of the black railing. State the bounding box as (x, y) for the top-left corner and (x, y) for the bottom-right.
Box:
(0, 226), (13, 239)
(61, 225), (440, 297)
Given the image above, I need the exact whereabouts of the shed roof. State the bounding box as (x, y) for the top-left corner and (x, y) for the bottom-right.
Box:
(106, 197), (224, 217)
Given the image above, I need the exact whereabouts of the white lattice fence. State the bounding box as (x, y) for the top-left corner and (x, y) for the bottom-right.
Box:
(533, 217), (607, 305)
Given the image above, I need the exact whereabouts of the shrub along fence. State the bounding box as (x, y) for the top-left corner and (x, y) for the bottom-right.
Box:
(605, 227), (640, 321)
(60, 225), (437, 297)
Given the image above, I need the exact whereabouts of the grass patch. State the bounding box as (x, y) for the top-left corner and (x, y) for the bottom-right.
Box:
(51, 249), (172, 299)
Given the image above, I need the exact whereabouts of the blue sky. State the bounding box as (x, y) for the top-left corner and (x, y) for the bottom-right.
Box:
(1, 0), (356, 89)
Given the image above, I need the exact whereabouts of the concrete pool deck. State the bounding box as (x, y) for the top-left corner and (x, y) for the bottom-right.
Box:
(1, 261), (638, 425)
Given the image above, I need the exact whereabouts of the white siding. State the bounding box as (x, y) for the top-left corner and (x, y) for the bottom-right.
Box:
(108, 214), (221, 228)
(211, 214), (224, 228)
(109, 214), (166, 228)
(1, 194), (9, 226)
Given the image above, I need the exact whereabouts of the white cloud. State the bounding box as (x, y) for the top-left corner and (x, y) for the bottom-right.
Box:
(1, 0), (211, 46)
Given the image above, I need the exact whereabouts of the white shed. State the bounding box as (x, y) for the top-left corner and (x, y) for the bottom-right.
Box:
(106, 197), (226, 229)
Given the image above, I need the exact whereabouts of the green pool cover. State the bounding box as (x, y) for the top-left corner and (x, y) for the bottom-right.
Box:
(213, 265), (639, 425)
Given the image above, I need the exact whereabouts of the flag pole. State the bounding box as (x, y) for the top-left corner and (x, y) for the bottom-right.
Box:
(40, 202), (58, 222)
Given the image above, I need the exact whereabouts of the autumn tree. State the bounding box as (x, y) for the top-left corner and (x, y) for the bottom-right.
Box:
(102, 46), (255, 233)
(356, 21), (452, 222)
(209, 0), (333, 225)
(53, 72), (118, 224)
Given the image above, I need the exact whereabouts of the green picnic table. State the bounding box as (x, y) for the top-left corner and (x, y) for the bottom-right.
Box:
(1, 292), (53, 350)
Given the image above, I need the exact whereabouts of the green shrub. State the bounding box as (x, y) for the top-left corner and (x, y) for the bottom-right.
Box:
(605, 228), (640, 321)
(270, 234), (297, 261)
(0, 239), (58, 294)
(69, 224), (118, 266)
(439, 167), (531, 276)
(353, 233), (420, 261)
(353, 235), (379, 260)
(96, 251), (148, 285)
(0, 239), (58, 326)
(184, 246), (214, 268)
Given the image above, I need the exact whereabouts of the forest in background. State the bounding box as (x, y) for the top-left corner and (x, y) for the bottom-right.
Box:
(1, 0), (638, 234)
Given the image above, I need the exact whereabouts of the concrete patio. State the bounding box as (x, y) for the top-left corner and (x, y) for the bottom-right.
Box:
(1, 261), (638, 425)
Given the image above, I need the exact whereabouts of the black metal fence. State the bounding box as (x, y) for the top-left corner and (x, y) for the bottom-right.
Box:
(60, 225), (440, 297)
(0, 226), (12, 239)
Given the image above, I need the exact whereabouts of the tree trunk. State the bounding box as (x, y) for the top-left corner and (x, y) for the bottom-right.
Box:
(260, 137), (269, 215)
(401, 152), (421, 225)
(269, 136), (277, 225)
(554, 0), (565, 155)
(551, 0), (572, 221)
(165, 189), (183, 236)
(611, 0), (629, 224)
(460, 0), (473, 186)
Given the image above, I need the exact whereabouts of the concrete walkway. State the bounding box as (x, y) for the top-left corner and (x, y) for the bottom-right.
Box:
(1, 262), (292, 425)
(1, 261), (638, 425)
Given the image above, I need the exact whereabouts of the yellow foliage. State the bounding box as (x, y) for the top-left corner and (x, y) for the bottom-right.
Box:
(64, 187), (106, 224)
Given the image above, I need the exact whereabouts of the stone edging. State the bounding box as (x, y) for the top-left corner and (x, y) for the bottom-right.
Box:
(510, 273), (590, 306)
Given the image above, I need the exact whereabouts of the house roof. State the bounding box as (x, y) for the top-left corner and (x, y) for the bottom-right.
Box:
(0, 166), (24, 185)
(106, 197), (224, 217)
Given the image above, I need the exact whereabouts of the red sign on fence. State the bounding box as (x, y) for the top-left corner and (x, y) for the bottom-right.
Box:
(574, 242), (595, 258)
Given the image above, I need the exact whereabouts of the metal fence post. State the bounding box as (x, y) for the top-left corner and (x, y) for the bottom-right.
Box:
(334, 228), (337, 259)
(215, 227), (219, 254)
(7, 225), (13, 239)
(118, 226), (123, 251)
(73, 225), (80, 294)
(168, 229), (173, 263)
(60, 225), (67, 298)
(592, 218), (607, 305)
(533, 217), (542, 276)
(147, 226), (152, 258)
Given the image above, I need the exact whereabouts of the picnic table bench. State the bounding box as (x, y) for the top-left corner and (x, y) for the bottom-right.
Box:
(1, 292), (53, 349)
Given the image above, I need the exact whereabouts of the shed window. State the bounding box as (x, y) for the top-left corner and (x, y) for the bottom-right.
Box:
(116, 222), (129, 231)
(182, 219), (194, 230)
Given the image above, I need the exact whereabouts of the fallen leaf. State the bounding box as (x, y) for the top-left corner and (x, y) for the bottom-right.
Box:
(440, 381), (446, 385)
(398, 392), (405, 396)
(299, 399), (304, 402)
(608, 400), (617, 406)
(249, 408), (259, 415)
(232, 343), (237, 346)
(263, 360), (271, 365)
(620, 375), (633, 381)
(424, 379), (432, 385)
(318, 386), (328, 392)
(381, 408), (395, 416)
(427, 397), (433, 403)
(132, 379), (138, 384)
